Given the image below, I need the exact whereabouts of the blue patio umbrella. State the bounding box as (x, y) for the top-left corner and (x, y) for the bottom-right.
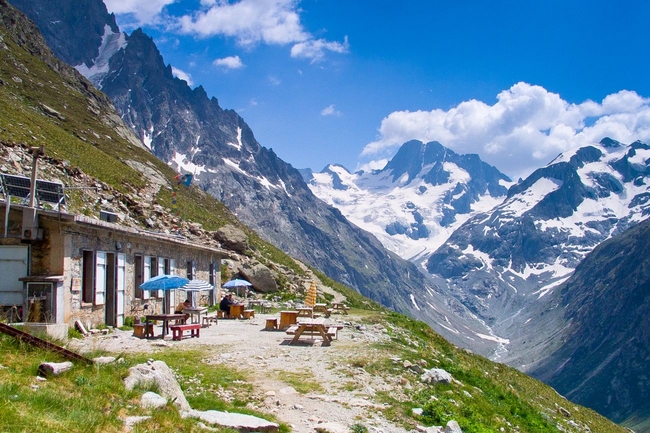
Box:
(139, 275), (190, 313)
(139, 274), (190, 291)
(223, 278), (253, 297)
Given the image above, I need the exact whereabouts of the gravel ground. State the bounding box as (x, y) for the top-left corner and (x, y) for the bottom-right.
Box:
(68, 312), (414, 433)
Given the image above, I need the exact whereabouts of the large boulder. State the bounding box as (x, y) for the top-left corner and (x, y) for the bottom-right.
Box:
(445, 420), (463, 433)
(420, 368), (453, 385)
(240, 262), (277, 293)
(183, 409), (279, 432)
(214, 224), (249, 253)
(124, 360), (190, 411)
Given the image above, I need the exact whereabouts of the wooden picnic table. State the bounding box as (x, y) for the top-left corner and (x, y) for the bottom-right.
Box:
(145, 314), (186, 338)
(313, 303), (328, 313)
(288, 318), (332, 346)
(248, 300), (271, 313)
(279, 310), (299, 330)
(229, 303), (245, 319)
(296, 307), (313, 317)
(331, 302), (350, 315)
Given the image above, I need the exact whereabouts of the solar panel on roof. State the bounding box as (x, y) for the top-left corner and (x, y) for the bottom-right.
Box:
(1, 173), (66, 209)
(2, 174), (32, 199)
(36, 179), (65, 206)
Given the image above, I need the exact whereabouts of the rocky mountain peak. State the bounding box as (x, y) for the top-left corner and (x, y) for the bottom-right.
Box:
(13, 0), (438, 324)
(9, 0), (118, 68)
(599, 136), (623, 148)
(382, 139), (447, 183)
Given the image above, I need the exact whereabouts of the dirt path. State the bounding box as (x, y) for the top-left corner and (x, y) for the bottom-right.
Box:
(68, 312), (412, 433)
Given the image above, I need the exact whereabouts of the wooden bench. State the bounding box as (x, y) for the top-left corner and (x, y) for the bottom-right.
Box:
(265, 318), (278, 331)
(169, 323), (201, 341)
(133, 323), (154, 339)
(327, 325), (344, 340)
(285, 325), (299, 335)
(242, 309), (255, 319)
(202, 315), (218, 327)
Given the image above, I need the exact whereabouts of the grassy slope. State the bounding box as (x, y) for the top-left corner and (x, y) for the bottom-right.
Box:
(0, 313), (629, 433)
(0, 10), (629, 433)
(0, 19), (303, 276)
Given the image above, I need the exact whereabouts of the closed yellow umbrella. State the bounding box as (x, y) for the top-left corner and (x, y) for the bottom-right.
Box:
(304, 281), (318, 322)
(305, 281), (317, 308)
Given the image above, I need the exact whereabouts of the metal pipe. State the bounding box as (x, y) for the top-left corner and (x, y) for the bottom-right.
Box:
(27, 146), (44, 208)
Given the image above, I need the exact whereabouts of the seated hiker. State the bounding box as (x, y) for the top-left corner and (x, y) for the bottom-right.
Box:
(174, 299), (191, 322)
(219, 293), (234, 317)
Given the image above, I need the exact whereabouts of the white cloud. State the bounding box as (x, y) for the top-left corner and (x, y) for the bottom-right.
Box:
(268, 75), (281, 86)
(106, 0), (347, 61)
(177, 0), (307, 45)
(104, 0), (174, 27)
(291, 36), (349, 62)
(171, 67), (193, 86)
(213, 55), (244, 69)
(176, 0), (347, 61)
(321, 104), (342, 117)
(357, 159), (388, 173)
(361, 83), (650, 179)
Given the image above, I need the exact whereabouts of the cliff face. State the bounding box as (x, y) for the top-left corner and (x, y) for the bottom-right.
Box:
(8, 0), (118, 68)
(528, 217), (650, 426)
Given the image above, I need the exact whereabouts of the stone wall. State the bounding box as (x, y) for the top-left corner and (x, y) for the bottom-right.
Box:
(60, 220), (222, 329)
(0, 205), (223, 329)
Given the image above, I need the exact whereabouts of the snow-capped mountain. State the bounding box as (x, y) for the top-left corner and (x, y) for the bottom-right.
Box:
(426, 137), (650, 362)
(305, 140), (513, 261)
(307, 137), (650, 364)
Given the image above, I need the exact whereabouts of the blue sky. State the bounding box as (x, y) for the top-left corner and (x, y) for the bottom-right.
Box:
(104, 0), (650, 180)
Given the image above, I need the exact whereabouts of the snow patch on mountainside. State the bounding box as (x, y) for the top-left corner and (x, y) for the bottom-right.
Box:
(142, 126), (154, 150)
(75, 24), (126, 87)
(227, 127), (243, 150)
(501, 178), (562, 218)
(170, 151), (207, 176)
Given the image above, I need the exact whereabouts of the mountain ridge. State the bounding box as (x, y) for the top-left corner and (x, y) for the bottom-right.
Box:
(9, 0), (453, 327)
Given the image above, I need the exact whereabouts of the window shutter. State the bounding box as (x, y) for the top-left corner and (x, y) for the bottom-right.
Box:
(157, 258), (165, 298)
(116, 253), (126, 327)
(169, 259), (176, 312)
(95, 251), (106, 305)
(143, 256), (151, 300)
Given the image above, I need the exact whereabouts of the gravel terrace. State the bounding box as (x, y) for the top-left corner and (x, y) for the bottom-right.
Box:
(67, 312), (414, 433)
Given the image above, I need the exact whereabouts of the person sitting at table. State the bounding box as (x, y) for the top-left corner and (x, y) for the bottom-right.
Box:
(219, 293), (234, 318)
(174, 299), (191, 322)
